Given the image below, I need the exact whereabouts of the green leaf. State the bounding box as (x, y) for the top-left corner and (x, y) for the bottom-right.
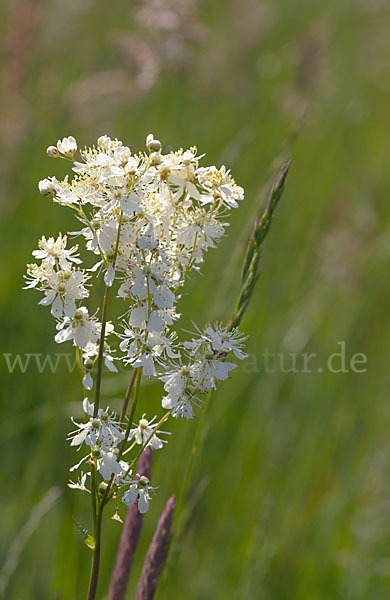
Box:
(72, 517), (96, 551)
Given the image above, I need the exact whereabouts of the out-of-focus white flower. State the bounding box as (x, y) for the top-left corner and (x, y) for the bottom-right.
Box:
(185, 323), (248, 360)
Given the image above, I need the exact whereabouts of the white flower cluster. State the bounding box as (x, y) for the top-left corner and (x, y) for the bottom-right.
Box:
(25, 134), (247, 513)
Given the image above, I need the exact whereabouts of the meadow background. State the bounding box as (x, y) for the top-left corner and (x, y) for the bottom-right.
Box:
(1, 0), (390, 598)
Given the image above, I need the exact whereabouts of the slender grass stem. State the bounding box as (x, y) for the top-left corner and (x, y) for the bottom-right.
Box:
(175, 391), (211, 530)
(118, 367), (142, 462)
(120, 368), (137, 423)
(125, 368), (142, 440)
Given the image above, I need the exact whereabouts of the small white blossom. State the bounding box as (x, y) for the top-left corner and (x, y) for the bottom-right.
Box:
(57, 135), (77, 158)
(68, 398), (124, 450)
(68, 472), (90, 492)
(128, 414), (169, 449)
(55, 307), (102, 347)
(122, 475), (154, 514)
(38, 177), (59, 195)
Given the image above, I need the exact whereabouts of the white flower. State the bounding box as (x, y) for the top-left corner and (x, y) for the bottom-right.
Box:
(68, 472), (90, 492)
(97, 450), (124, 480)
(162, 391), (196, 419)
(68, 398), (124, 451)
(38, 177), (59, 195)
(32, 235), (81, 269)
(195, 356), (237, 385)
(128, 414), (169, 449)
(79, 341), (117, 389)
(185, 323), (248, 360)
(57, 136), (77, 158)
(122, 475), (154, 514)
(55, 307), (101, 348)
(196, 165), (244, 208)
(161, 365), (191, 402)
(38, 270), (89, 319)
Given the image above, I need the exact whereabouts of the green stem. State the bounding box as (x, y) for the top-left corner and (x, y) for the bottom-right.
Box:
(93, 285), (111, 418)
(125, 367), (142, 440)
(90, 462), (98, 530)
(86, 506), (103, 600)
(100, 367), (143, 510)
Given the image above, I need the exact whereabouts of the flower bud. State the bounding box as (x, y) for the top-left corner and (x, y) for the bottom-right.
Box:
(139, 418), (148, 430)
(46, 145), (59, 158)
(146, 134), (161, 153)
(74, 309), (84, 320)
(138, 475), (149, 487)
(38, 178), (56, 196)
(97, 135), (111, 150)
(84, 358), (94, 369)
(98, 481), (108, 496)
(150, 152), (162, 166)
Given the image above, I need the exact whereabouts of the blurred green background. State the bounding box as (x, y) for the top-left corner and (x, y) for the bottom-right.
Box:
(1, 0), (389, 598)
